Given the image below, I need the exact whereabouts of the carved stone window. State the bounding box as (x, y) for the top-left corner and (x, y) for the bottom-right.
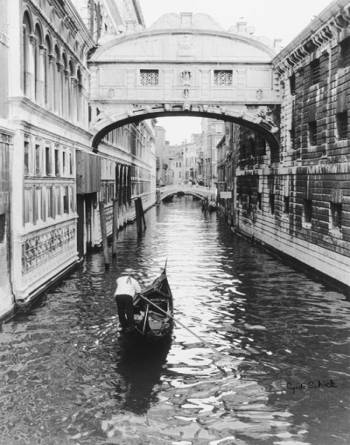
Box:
(181, 70), (192, 83)
(214, 70), (233, 86)
(140, 69), (159, 86)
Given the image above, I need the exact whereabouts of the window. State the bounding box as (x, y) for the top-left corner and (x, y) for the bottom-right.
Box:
(269, 193), (275, 214)
(45, 147), (51, 175)
(284, 196), (290, 214)
(339, 37), (350, 69)
(303, 199), (312, 224)
(24, 141), (30, 175)
(140, 69), (159, 86)
(214, 70), (233, 86)
(308, 121), (317, 146)
(257, 192), (262, 210)
(35, 144), (41, 176)
(63, 186), (69, 213)
(337, 111), (348, 140)
(181, 71), (192, 83)
(0, 214), (5, 243)
(69, 186), (75, 212)
(289, 74), (296, 96)
(330, 202), (342, 229)
(23, 188), (33, 224)
(310, 59), (320, 85)
(62, 152), (66, 176)
(55, 187), (61, 215)
(55, 149), (60, 176)
(47, 187), (54, 218)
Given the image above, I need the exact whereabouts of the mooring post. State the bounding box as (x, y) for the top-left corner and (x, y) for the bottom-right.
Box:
(140, 197), (146, 230)
(112, 198), (118, 258)
(99, 201), (110, 268)
(135, 197), (141, 235)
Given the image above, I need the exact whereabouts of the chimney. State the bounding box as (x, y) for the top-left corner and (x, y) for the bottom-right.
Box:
(236, 17), (247, 34)
(273, 38), (283, 52)
(180, 12), (193, 27)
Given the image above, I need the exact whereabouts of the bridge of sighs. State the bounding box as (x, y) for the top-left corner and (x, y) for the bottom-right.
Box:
(88, 13), (281, 153)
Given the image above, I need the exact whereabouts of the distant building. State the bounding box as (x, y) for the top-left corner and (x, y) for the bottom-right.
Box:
(201, 119), (225, 187)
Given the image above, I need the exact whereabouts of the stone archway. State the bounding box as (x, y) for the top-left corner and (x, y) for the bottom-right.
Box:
(90, 103), (280, 155)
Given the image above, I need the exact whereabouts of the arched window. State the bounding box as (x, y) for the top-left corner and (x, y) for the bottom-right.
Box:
(34, 24), (43, 103)
(77, 68), (82, 124)
(22, 12), (32, 96)
(69, 60), (75, 120)
(54, 45), (61, 114)
(62, 53), (68, 117)
(44, 36), (52, 108)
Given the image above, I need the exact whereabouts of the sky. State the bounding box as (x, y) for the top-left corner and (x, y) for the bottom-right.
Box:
(140, 0), (332, 143)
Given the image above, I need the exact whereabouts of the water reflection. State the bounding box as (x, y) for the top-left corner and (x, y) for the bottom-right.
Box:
(0, 197), (349, 445)
(116, 338), (172, 414)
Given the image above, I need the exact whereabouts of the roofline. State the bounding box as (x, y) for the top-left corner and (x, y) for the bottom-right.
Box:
(273, 0), (350, 66)
(91, 28), (276, 60)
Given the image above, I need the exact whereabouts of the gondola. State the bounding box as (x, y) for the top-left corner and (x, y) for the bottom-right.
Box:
(127, 266), (173, 341)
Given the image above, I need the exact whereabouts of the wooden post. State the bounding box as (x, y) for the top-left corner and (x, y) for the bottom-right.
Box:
(99, 201), (110, 268)
(112, 199), (118, 258)
(135, 198), (141, 235)
(140, 197), (146, 230)
(135, 197), (146, 235)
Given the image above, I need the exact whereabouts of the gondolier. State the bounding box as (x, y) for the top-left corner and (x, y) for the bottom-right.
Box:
(114, 270), (141, 330)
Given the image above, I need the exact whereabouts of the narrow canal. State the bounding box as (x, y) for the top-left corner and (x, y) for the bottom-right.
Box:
(1, 198), (350, 445)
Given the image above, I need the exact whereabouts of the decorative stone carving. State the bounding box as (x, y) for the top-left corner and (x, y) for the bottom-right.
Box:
(22, 223), (76, 274)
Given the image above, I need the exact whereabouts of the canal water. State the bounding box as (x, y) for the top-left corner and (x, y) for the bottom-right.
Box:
(0, 198), (350, 445)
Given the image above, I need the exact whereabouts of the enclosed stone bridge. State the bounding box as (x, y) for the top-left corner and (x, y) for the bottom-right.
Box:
(88, 13), (281, 153)
(159, 184), (216, 202)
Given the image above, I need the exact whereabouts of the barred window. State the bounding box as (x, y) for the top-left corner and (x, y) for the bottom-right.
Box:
(214, 70), (233, 86)
(289, 74), (296, 96)
(337, 111), (348, 140)
(284, 196), (290, 214)
(339, 37), (350, 69)
(330, 202), (342, 229)
(308, 121), (317, 146)
(303, 199), (312, 223)
(310, 59), (320, 85)
(269, 193), (275, 215)
(0, 214), (5, 243)
(140, 69), (159, 86)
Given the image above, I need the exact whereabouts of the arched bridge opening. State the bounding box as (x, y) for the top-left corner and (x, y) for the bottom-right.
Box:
(90, 106), (280, 157)
(159, 184), (215, 202)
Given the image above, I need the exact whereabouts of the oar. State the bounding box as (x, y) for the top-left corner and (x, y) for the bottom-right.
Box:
(139, 294), (217, 353)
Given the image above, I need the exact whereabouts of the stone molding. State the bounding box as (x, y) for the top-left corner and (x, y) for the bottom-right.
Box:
(274, 1), (350, 74)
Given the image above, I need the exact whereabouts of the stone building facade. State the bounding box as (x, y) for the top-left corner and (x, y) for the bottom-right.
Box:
(1, 0), (155, 318)
(226, 0), (350, 288)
